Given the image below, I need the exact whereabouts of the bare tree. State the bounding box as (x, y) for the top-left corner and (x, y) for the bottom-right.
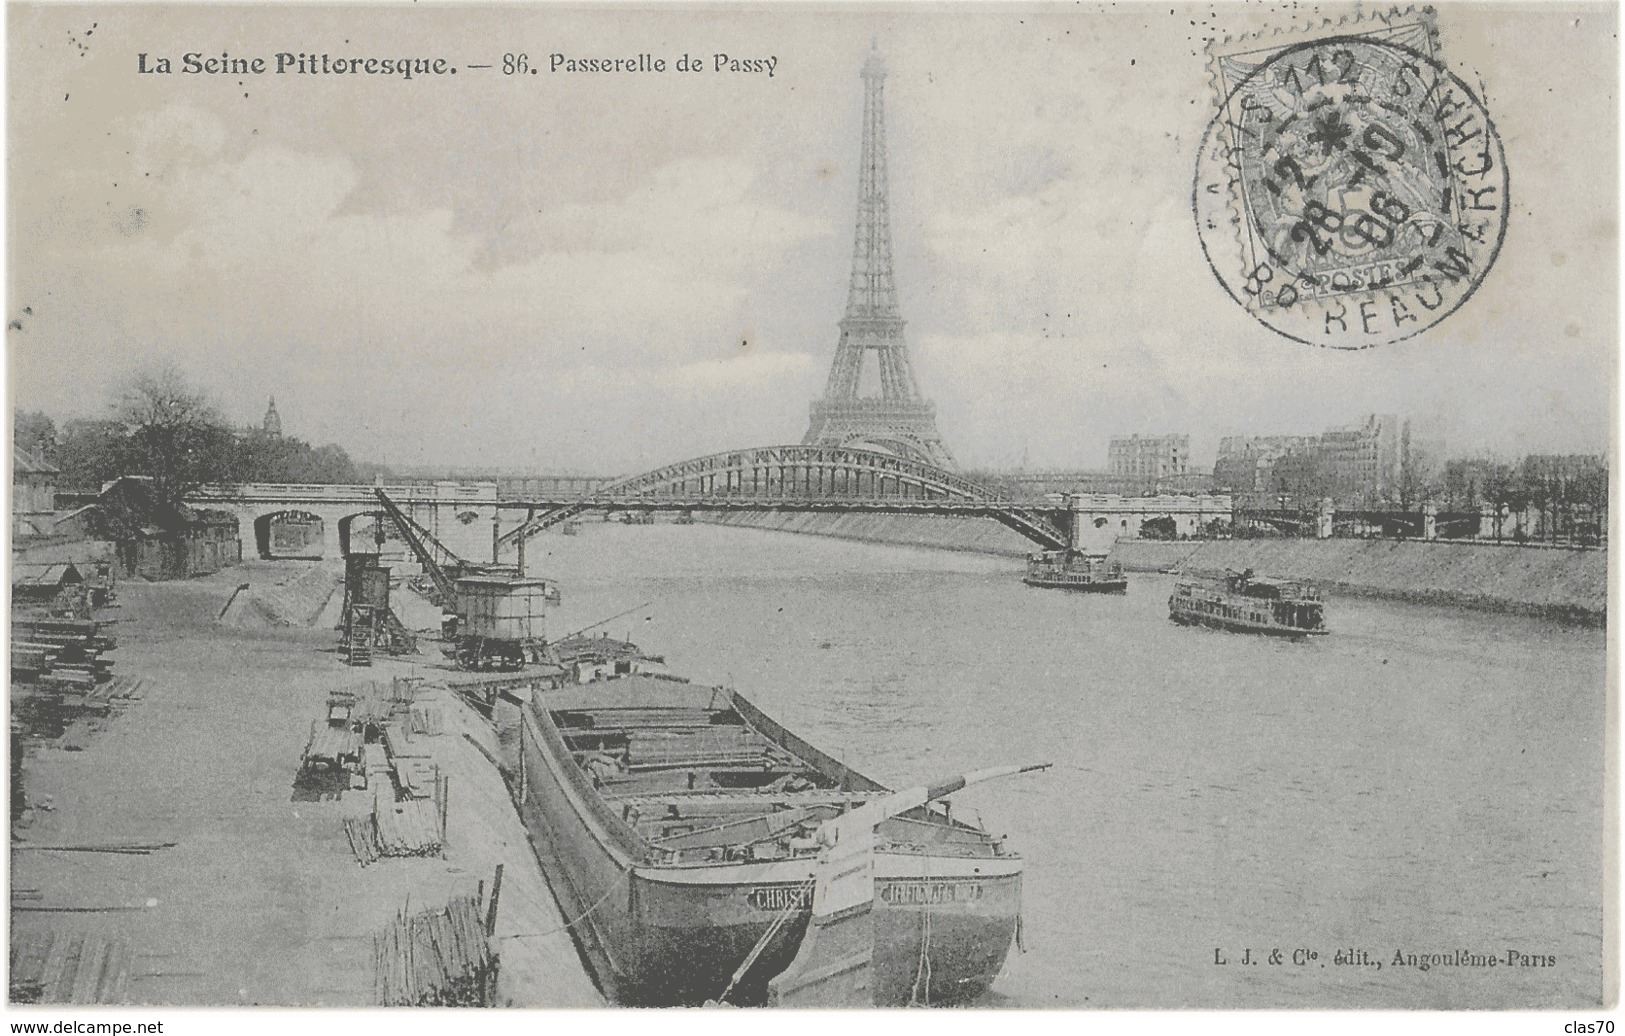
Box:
(113, 366), (236, 508)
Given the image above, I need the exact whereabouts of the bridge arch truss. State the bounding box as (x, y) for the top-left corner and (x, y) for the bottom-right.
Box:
(604, 445), (997, 501)
(499, 444), (1071, 549)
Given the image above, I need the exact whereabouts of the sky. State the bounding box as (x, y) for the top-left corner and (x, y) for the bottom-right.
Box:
(7, 2), (1616, 475)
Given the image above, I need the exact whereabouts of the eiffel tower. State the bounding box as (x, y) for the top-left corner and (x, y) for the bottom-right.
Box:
(803, 45), (956, 470)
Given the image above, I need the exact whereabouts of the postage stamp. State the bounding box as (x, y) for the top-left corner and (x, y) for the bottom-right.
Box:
(1194, 7), (1508, 349)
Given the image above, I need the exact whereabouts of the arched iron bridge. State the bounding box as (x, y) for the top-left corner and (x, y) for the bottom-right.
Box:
(495, 444), (1072, 550)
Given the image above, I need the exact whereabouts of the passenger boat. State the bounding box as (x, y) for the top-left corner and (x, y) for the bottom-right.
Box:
(515, 673), (1029, 1007)
(1023, 549), (1128, 592)
(1167, 568), (1327, 636)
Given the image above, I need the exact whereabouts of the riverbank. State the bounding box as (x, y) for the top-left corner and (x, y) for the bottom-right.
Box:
(9, 560), (601, 1007)
(1151, 538), (1606, 625)
(702, 512), (1606, 625)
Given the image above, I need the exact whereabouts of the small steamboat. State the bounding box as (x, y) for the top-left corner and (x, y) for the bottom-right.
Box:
(1023, 549), (1127, 593)
(1168, 568), (1327, 636)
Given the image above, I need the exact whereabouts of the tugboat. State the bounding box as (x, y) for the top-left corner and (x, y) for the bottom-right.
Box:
(1023, 549), (1128, 592)
(1168, 568), (1328, 636)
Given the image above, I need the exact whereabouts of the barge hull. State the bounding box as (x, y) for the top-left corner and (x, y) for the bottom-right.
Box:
(1168, 610), (1328, 636)
(1023, 576), (1128, 593)
(516, 689), (1022, 1006)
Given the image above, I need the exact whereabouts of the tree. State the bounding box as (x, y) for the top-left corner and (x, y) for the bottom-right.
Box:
(55, 418), (131, 492)
(32, 366), (382, 502)
(113, 367), (237, 509)
(13, 411), (57, 462)
(1573, 467), (1608, 545)
(234, 433), (361, 484)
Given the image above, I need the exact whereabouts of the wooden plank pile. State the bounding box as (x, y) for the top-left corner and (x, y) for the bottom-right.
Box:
(326, 681), (460, 863)
(362, 743), (391, 785)
(9, 930), (132, 1004)
(299, 683), (404, 798)
(61, 677), (146, 747)
(394, 758), (441, 801)
(370, 786), (445, 858)
(345, 767), (445, 863)
(14, 840), (176, 856)
(81, 675), (144, 714)
(297, 715), (362, 800)
(620, 725), (791, 773)
(10, 617), (117, 687)
(390, 676), (423, 706)
(345, 689), (394, 731)
(409, 703), (444, 737)
(305, 720), (362, 769)
(14, 675), (144, 749)
(382, 719), (428, 760)
(372, 893), (494, 1006)
(344, 816), (381, 866)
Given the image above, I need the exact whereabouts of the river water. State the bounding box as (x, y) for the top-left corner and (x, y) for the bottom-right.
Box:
(524, 522), (1605, 1009)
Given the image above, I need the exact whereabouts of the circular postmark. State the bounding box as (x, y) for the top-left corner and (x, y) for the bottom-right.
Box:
(1194, 36), (1508, 349)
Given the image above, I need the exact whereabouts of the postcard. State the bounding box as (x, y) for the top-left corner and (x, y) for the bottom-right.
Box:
(6, 1), (1613, 1019)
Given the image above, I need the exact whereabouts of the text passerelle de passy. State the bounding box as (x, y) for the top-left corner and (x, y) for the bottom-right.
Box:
(137, 51), (779, 79)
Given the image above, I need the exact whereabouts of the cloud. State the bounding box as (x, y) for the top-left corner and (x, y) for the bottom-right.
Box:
(8, 7), (1613, 474)
(12, 103), (835, 468)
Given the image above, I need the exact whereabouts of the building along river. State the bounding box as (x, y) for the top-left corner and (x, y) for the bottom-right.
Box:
(522, 521), (1605, 1009)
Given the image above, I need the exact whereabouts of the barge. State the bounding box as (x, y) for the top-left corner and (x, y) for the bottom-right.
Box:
(1168, 568), (1327, 636)
(514, 674), (1028, 1006)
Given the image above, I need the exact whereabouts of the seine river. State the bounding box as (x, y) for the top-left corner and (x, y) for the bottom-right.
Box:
(527, 522), (1605, 1009)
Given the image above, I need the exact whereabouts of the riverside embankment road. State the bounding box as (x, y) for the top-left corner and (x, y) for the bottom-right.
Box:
(10, 560), (599, 1008)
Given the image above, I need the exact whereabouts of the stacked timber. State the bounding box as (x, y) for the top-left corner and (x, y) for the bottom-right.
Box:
(300, 680), (418, 795)
(373, 893), (494, 1006)
(362, 743), (391, 786)
(13, 839), (176, 856)
(9, 931), (132, 1004)
(409, 704), (444, 737)
(13, 676), (144, 749)
(371, 785), (445, 857)
(79, 675), (144, 714)
(382, 719), (428, 761)
(346, 795), (445, 870)
(304, 720), (362, 770)
(326, 681), (457, 861)
(346, 689), (396, 732)
(344, 816), (381, 866)
(390, 675), (423, 706)
(11, 617), (116, 687)
(393, 757), (440, 800)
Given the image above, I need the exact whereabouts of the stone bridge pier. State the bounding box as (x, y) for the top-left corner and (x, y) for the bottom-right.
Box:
(1064, 493), (1235, 551)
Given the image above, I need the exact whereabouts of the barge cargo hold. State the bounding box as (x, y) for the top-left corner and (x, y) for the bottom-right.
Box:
(515, 674), (1024, 1006)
